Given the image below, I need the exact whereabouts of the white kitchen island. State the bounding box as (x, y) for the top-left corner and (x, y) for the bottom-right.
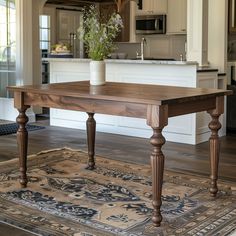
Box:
(45, 58), (220, 144)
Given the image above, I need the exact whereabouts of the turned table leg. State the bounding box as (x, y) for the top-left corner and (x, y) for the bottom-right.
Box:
(150, 127), (166, 226)
(16, 107), (29, 188)
(86, 112), (96, 170)
(208, 112), (222, 197)
(207, 96), (224, 197)
(147, 105), (168, 227)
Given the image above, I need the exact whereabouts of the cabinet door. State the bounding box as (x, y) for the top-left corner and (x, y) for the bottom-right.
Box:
(152, 0), (167, 14)
(137, 0), (167, 15)
(137, 0), (152, 14)
(167, 0), (187, 34)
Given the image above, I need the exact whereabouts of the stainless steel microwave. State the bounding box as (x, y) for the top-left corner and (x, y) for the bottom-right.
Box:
(136, 15), (166, 34)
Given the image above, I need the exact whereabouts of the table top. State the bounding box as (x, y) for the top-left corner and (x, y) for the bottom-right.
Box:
(8, 81), (232, 106)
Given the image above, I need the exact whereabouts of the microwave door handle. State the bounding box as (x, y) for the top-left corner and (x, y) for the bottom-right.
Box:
(155, 19), (158, 30)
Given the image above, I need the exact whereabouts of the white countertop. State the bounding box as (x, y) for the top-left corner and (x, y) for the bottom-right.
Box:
(42, 58), (91, 63)
(106, 59), (197, 65)
(43, 57), (198, 66)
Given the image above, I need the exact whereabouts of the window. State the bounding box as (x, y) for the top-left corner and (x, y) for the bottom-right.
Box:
(39, 15), (50, 51)
(0, 0), (16, 62)
(0, 0), (16, 98)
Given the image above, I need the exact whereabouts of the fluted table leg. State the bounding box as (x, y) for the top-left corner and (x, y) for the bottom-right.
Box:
(147, 105), (168, 227)
(150, 127), (166, 226)
(86, 112), (96, 170)
(207, 96), (224, 197)
(16, 107), (29, 188)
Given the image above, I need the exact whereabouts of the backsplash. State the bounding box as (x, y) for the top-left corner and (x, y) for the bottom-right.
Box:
(113, 42), (140, 59)
(114, 34), (186, 60)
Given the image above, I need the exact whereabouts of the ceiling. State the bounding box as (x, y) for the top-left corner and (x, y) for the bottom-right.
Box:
(46, 0), (114, 7)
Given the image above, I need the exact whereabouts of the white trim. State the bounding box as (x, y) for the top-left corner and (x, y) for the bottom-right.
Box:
(15, 0), (33, 86)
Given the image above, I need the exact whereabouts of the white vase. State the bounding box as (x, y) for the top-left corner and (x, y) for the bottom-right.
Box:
(90, 60), (106, 86)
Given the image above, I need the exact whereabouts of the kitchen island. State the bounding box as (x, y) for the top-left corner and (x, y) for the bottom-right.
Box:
(45, 58), (220, 144)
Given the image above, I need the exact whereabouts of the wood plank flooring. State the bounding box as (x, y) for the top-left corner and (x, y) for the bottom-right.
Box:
(0, 119), (235, 235)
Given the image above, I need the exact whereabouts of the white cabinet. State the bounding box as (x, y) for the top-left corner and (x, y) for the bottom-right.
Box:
(137, 0), (167, 15)
(167, 0), (187, 34)
(152, 0), (167, 14)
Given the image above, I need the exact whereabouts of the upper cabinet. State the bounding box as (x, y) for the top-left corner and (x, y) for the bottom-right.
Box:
(167, 0), (187, 34)
(229, 0), (236, 34)
(136, 0), (167, 15)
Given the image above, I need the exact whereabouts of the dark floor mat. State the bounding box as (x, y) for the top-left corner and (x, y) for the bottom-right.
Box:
(0, 123), (45, 136)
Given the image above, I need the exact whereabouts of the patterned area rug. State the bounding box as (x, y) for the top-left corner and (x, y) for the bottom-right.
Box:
(0, 148), (235, 236)
(0, 123), (45, 136)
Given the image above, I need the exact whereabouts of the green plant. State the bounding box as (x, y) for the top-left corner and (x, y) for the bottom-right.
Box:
(78, 5), (123, 61)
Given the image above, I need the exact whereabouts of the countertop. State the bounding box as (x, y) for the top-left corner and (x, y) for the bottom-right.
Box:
(41, 58), (222, 72)
(106, 59), (198, 65)
(43, 57), (198, 65)
(42, 58), (91, 63)
(197, 67), (218, 72)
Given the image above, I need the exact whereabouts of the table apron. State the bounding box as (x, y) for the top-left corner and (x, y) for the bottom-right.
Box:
(168, 96), (217, 117)
(24, 93), (148, 118)
(22, 92), (218, 119)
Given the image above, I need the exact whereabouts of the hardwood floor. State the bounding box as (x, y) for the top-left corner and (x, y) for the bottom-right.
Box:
(0, 118), (235, 235)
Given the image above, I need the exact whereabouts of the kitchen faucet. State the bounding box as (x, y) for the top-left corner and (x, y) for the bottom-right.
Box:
(136, 37), (147, 60)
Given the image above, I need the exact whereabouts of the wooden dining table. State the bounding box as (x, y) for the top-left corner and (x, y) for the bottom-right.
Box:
(7, 81), (232, 227)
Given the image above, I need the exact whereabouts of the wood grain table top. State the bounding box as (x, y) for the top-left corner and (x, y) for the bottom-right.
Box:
(7, 81), (232, 106)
